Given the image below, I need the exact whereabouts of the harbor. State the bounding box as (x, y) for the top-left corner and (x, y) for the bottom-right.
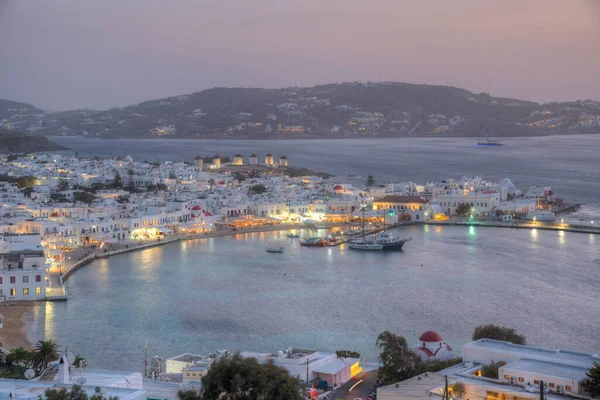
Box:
(27, 223), (600, 372)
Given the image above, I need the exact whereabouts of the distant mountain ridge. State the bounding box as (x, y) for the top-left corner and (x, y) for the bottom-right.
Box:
(1, 82), (599, 139)
(0, 128), (68, 153)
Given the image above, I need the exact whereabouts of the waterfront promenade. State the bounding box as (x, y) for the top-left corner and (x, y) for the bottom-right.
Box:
(424, 217), (600, 234)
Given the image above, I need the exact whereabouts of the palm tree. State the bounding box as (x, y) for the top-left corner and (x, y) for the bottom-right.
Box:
(32, 339), (60, 372)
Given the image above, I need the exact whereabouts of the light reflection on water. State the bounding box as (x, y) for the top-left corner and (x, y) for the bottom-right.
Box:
(29, 225), (600, 371)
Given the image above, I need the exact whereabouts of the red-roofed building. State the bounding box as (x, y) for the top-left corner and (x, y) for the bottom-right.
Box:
(413, 331), (455, 361)
(372, 195), (431, 221)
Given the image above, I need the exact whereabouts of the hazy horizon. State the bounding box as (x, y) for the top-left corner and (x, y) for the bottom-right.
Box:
(1, 0), (599, 110)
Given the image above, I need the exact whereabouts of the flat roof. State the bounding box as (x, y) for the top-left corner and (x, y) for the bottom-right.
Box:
(378, 373), (448, 399)
(374, 195), (428, 204)
(167, 353), (206, 363)
(0, 379), (145, 400)
(502, 358), (589, 381)
(464, 339), (600, 367)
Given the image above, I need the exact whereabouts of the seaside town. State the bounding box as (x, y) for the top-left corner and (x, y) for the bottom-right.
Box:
(0, 151), (598, 399)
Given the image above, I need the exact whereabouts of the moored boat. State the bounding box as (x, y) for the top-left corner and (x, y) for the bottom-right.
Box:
(348, 241), (383, 251)
(300, 237), (327, 247)
(287, 233), (300, 238)
(374, 231), (411, 251)
(266, 246), (284, 253)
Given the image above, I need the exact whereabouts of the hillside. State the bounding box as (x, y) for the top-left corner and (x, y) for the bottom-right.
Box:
(1, 82), (599, 139)
(0, 129), (68, 153)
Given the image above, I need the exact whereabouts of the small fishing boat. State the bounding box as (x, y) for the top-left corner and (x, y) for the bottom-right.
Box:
(299, 237), (327, 247)
(266, 246), (284, 253)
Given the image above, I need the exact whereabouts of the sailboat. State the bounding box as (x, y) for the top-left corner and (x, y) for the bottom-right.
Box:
(348, 207), (383, 251)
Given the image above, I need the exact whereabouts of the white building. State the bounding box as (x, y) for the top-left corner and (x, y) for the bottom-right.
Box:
(379, 339), (600, 400)
(239, 348), (361, 387)
(0, 234), (49, 300)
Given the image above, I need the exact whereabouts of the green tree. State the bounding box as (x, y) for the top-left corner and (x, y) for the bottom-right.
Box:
(583, 361), (600, 398)
(376, 331), (423, 385)
(248, 184), (267, 195)
(112, 170), (123, 189)
(450, 382), (465, 399)
(21, 187), (34, 197)
(43, 385), (117, 400)
(73, 354), (87, 369)
(480, 361), (502, 379)
(472, 325), (526, 345)
(366, 175), (375, 187)
(233, 173), (246, 183)
(74, 191), (96, 204)
(32, 339), (60, 372)
(169, 171), (177, 180)
(146, 184), (158, 192)
(335, 350), (361, 358)
(5, 347), (34, 368)
(455, 203), (471, 216)
(126, 168), (136, 193)
(197, 354), (303, 400)
(57, 179), (69, 192)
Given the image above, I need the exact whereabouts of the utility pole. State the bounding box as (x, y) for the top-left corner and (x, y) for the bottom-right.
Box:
(540, 380), (544, 400)
(143, 338), (148, 378)
(444, 375), (450, 400)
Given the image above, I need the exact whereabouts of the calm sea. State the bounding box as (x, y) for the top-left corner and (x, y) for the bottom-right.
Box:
(29, 226), (600, 371)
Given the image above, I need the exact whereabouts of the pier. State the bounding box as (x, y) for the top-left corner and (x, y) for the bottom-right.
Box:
(553, 203), (581, 214)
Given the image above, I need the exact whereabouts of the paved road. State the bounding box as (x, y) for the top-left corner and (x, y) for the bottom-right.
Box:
(332, 369), (379, 400)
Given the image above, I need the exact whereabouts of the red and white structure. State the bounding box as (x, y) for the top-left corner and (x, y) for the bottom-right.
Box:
(413, 331), (455, 361)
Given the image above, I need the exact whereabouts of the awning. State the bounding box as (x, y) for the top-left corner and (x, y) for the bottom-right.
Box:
(312, 360), (348, 375)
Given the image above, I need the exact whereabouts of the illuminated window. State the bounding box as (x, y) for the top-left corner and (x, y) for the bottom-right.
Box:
(518, 377), (524, 382)
(36, 287), (42, 295)
(23, 288), (29, 295)
(10, 288), (16, 296)
(504, 375), (510, 379)
(565, 386), (572, 391)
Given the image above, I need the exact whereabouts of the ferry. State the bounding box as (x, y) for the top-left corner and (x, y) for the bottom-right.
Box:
(525, 211), (556, 222)
(300, 237), (327, 247)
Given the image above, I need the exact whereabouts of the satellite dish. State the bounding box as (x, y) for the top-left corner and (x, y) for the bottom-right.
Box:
(76, 377), (87, 386)
(24, 369), (36, 380)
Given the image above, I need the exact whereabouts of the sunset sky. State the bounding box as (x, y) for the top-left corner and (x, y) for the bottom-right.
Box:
(1, 0), (598, 110)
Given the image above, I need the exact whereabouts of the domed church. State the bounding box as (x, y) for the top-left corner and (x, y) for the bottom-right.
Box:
(413, 331), (454, 361)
